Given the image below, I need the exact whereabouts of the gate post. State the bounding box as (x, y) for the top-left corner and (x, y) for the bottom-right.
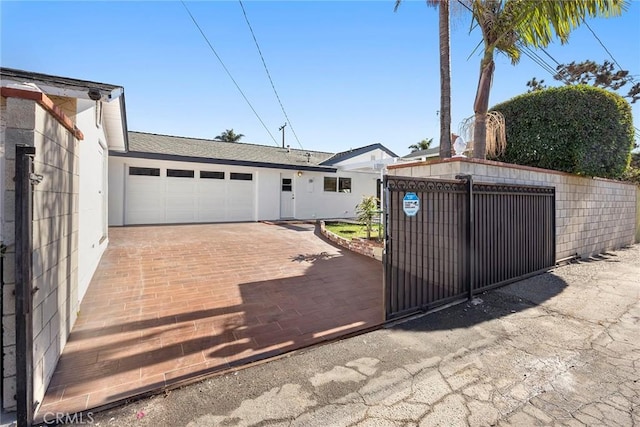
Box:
(456, 174), (474, 300)
(15, 145), (36, 427)
(382, 175), (390, 320)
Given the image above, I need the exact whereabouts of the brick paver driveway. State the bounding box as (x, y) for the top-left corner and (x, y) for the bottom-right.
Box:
(37, 222), (383, 418)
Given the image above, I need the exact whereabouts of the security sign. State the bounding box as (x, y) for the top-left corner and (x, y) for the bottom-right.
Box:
(402, 192), (420, 217)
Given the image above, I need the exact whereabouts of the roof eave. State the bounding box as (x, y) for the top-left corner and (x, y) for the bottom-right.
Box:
(103, 92), (129, 152)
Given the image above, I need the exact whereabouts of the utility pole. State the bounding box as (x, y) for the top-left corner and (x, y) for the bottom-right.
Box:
(279, 123), (287, 148)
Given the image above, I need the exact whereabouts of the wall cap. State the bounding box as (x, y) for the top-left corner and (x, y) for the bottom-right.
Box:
(1, 87), (84, 140)
(389, 156), (637, 187)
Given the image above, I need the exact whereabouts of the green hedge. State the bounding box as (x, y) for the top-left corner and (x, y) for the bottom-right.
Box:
(490, 85), (634, 179)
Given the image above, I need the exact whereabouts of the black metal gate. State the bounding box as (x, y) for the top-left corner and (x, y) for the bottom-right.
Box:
(384, 175), (555, 320)
(15, 145), (36, 426)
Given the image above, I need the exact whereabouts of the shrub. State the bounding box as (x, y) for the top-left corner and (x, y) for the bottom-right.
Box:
(490, 85), (634, 179)
(355, 195), (380, 240)
(621, 151), (640, 185)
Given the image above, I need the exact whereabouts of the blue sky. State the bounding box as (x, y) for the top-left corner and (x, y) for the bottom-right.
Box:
(2, 1), (639, 156)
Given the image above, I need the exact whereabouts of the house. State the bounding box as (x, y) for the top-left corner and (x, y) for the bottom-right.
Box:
(401, 146), (440, 162)
(401, 134), (466, 162)
(0, 67), (128, 415)
(109, 132), (397, 225)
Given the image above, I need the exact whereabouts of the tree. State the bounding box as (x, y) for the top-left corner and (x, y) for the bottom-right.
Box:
(525, 77), (546, 92)
(356, 195), (380, 240)
(468, 0), (626, 159)
(526, 60), (640, 103)
(215, 129), (245, 142)
(408, 138), (434, 153)
(395, 0), (451, 159)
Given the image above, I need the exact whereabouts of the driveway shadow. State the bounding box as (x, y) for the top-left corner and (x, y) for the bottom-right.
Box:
(391, 272), (568, 332)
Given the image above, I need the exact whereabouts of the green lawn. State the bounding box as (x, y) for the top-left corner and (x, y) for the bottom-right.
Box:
(324, 222), (383, 240)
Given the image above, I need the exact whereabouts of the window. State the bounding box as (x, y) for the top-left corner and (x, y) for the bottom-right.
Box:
(129, 167), (160, 176)
(324, 176), (351, 193)
(323, 177), (337, 192)
(200, 171), (225, 179)
(282, 178), (292, 192)
(167, 169), (194, 178)
(230, 172), (253, 181)
(339, 178), (352, 193)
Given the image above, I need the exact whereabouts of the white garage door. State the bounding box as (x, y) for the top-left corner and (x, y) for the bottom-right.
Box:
(125, 166), (255, 225)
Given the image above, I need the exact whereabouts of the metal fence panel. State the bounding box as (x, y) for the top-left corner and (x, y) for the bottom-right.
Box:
(384, 177), (468, 319)
(384, 176), (555, 320)
(472, 183), (555, 293)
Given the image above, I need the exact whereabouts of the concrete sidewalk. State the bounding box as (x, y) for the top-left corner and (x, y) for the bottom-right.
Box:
(80, 246), (640, 426)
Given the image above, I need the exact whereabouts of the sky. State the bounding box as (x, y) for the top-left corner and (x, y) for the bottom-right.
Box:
(1, 1), (639, 157)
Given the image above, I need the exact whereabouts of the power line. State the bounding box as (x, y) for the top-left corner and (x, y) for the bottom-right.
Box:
(180, 1), (279, 146)
(582, 19), (624, 72)
(238, 0), (304, 150)
(519, 44), (558, 77)
(539, 47), (561, 67)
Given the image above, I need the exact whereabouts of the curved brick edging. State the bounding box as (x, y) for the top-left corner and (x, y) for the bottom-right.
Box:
(319, 221), (383, 261)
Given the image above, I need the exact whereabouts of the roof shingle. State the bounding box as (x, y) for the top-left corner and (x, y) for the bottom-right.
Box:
(122, 131), (336, 169)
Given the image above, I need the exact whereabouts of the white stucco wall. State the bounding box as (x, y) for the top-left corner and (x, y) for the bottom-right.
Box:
(75, 99), (109, 302)
(108, 155), (126, 226)
(108, 156), (380, 225)
(293, 170), (379, 219)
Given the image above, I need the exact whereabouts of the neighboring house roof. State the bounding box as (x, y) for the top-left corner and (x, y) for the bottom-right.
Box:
(402, 147), (440, 159)
(0, 67), (128, 151)
(113, 131), (340, 172)
(321, 143), (398, 166)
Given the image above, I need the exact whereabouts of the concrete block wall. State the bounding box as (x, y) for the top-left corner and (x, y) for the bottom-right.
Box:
(1, 97), (80, 411)
(388, 158), (638, 261)
(636, 187), (640, 243)
(1, 94), (17, 411)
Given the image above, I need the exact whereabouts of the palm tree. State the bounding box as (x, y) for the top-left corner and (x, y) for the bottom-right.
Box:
(408, 138), (434, 153)
(469, 0), (626, 159)
(215, 129), (245, 142)
(395, 0), (451, 159)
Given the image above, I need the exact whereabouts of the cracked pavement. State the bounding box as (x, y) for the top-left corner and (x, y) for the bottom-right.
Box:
(90, 245), (639, 427)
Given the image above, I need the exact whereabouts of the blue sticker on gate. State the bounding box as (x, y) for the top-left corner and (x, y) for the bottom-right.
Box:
(402, 192), (420, 217)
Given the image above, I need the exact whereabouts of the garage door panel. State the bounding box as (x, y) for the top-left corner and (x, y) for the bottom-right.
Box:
(125, 167), (256, 224)
(126, 176), (166, 224)
(167, 179), (197, 193)
(197, 180), (227, 221)
(227, 180), (254, 221)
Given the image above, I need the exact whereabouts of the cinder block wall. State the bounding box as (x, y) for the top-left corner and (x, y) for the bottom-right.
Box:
(388, 158), (637, 261)
(1, 94), (16, 411)
(1, 97), (80, 411)
(636, 187), (640, 243)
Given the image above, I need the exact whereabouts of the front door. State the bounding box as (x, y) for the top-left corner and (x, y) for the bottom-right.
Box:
(280, 174), (294, 218)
